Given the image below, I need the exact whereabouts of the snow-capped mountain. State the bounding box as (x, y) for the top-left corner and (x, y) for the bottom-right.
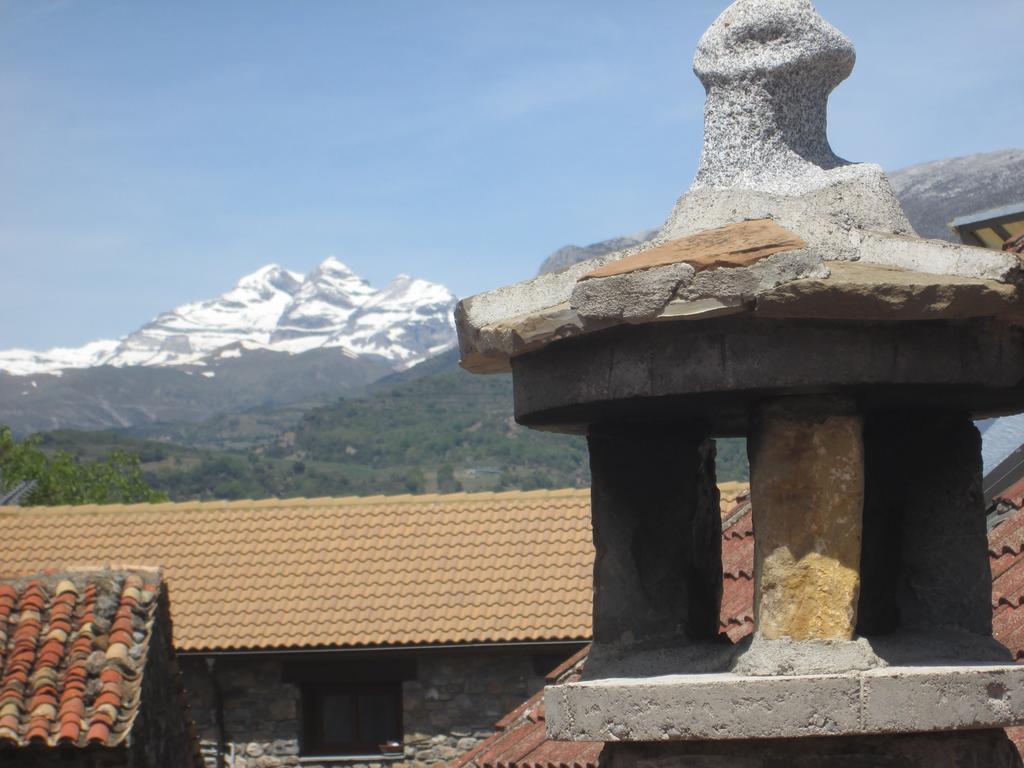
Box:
(109, 265), (304, 368)
(272, 257), (380, 347)
(0, 340), (122, 378)
(0, 259), (457, 376)
(337, 274), (457, 362)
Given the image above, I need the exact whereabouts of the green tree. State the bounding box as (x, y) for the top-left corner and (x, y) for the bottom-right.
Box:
(0, 427), (168, 506)
(436, 464), (462, 493)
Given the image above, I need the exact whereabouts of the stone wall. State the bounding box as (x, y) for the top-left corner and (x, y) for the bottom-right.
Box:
(130, 589), (205, 767)
(181, 647), (573, 768)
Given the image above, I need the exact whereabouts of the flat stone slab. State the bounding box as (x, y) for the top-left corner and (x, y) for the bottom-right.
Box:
(580, 220), (806, 279)
(544, 664), (1024, 742)
(756, 261), (1022, 321)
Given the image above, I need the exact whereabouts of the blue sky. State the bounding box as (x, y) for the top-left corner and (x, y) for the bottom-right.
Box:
(1, 0), (1022, 349)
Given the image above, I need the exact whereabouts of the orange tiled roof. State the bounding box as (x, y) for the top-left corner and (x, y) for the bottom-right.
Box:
(0, 569), (161, 748)
(990, 478), (1024, 664)
(720, 495), (754, 642)
(0, 491), (596, 652)
(990, 486), (1024, 757)
(451, 646), (602, 768)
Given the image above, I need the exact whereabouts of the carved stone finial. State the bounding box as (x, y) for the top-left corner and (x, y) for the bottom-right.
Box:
(691, 0), (856, 194)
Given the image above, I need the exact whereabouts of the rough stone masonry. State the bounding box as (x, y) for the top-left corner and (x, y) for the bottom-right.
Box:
(455, 0), (1024, 765)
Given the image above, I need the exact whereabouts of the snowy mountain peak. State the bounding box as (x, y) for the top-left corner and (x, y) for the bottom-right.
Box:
(380, 274), (442, 297)
(0, 259), (457, 376)
(298, 258), (376, 302)
(335, 276), (457, 366)
(271, 258), (381, 345)
(235, 264), (304, 295)
(317, 256), (357, 275)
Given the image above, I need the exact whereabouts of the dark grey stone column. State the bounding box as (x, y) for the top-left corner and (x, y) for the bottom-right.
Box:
(587, 425), (722, 651)
(858, 411), (992, 637)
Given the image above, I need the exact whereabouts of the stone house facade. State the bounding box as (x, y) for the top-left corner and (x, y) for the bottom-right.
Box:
(179, 647), (579, 768)
(0, 491), (599, 768)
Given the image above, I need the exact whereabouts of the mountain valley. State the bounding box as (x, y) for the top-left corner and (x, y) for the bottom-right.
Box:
(3, 148), (1020, 498)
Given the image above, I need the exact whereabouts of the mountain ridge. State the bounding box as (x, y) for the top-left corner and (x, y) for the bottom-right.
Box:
(887, 148), (1024, 241)
(535, 149), (1024, 274)
(0, 257), (456, 376)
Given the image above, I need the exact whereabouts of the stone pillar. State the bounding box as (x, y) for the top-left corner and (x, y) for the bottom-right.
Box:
(748, 398), (864, 641)
(587, 425), (722, 650)
(858, 411), (993, 638)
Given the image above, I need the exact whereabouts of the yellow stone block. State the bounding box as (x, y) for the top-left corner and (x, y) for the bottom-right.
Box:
(751, 405), (864, 641)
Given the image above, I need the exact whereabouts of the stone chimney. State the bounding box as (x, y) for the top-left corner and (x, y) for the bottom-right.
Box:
(454, 0), (1024, 764)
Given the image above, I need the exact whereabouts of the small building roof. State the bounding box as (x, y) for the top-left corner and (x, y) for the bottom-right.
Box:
(0, 568), (199, 765)
(0, 491), (596, 652)
(950, 203), (1024, 250)
(450, 646), (601, 768)
(0, 570), (161, 748)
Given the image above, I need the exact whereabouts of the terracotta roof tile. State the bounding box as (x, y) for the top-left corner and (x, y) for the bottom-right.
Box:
(451, 644), (602, 768)
(1004, 232), (1024, 255)
(996, 477), (1024, 510)
(0, 570), (158, 749)
(719, 500), (754, 642)
(990, 486), (1024, 718)
(989, 474), (1024, 754)
(992, 508), (1024, 558)
(0, 490), (596, 652)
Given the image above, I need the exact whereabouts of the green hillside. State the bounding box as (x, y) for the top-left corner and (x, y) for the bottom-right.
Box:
(33, 351), (749, 500)
(1, 348), (392, 437)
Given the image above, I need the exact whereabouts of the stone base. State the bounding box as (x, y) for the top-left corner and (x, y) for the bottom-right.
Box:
(545, 665), (1024, 742)
(598, 731), (1022, 767)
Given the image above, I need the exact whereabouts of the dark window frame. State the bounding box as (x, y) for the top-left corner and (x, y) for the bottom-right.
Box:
(300, 681), (404, 758)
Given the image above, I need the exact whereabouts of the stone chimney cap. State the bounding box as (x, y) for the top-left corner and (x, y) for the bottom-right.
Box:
(690, 0), (858, 195)
(693, 0), (854, 87)
(452, 1), (1024, 377)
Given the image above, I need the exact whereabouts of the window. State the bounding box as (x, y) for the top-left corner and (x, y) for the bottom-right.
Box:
(301, 682), (403, 758)
(283, 657), (414, 759)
